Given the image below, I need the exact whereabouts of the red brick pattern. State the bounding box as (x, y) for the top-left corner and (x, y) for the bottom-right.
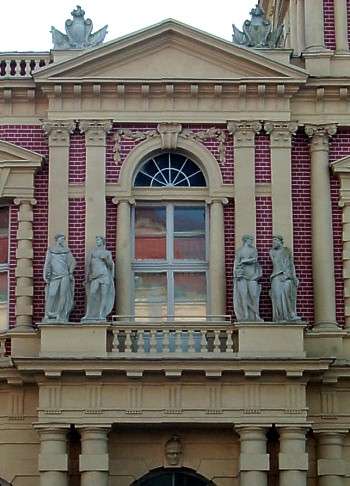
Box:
(224, 201), (234, 317)
(329, 129), (350, 326)
(323, 0), (336, 50)
(348, 0), (350, 46)
(292, 132), (314, 323)
(8, 205), (18, 328)
(106, 198), (117, 319)
(69, 132), (86, 184)
(255, 134), (271, 183)
(0, 125), (49, 325)
(68, 199), (86, 322)
(256, 196), (273, 321)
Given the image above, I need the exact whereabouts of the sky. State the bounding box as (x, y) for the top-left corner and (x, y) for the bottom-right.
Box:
(0, 0), (258, 52)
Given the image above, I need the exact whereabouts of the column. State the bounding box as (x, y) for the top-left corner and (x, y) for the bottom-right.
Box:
(279, 427), (308, 486)
(42, 121), (75, 244)
(227, 121), (262, 249)
(316, 431), (346, 486)
(114, 199), (132, 317)
(79, 427), (109, 486)
(296, 0), (306, 55)
(289, 0), (297, 52)
(238, 426), (269, 486)
(38, 428), (68, 486)
(265, 122), (298, 250)
(335, 0), (349, 53)
(305, 125), (338, 329)
(13, 198), (36, 331)
(80, 120), (112, 252)
(209, 199), (227, 317)
(304, 0), (326, 51)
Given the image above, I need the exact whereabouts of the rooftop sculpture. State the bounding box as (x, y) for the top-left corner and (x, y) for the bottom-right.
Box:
(51, 5), (108, 49)
(232, 4), (283, 48)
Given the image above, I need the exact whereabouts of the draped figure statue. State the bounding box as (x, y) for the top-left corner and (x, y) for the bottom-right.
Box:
(82, 236), (115, 321)
(269, 235), (300, 322)
(43, 234), (76, 322)
(233, 234), (263, 321)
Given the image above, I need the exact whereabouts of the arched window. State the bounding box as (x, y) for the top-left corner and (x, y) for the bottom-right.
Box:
(132, 467), (215, 486)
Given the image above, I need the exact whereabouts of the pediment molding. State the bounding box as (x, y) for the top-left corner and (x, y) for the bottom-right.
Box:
(0, 140), (43, 199)
(331, 155), (350, 174)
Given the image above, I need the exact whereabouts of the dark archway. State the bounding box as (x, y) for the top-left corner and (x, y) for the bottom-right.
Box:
(131, 467), (215, 486)
(0, 479), (12, 486)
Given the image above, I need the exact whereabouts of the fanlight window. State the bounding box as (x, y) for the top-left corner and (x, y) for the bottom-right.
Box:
(134, 153), (207, 187)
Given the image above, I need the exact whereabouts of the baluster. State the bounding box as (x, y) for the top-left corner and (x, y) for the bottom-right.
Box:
(140, 330), (147, 353)
(133, 329), (139, 353)
(163, 329), (170, 353)
(112, 329), (119, 352)
(125, 329), (132, 353)
(188, 329), (195, 353)
(150, 329), (157, 353)
(200, 330), (207, 353)
(213, 330), (221, 352)
(5, 60), (12, 76)
(25, 59), (31, 76)
(172, 330), (178, 353)
(226, 329), (234, 353)
(13, 60), (19, 76)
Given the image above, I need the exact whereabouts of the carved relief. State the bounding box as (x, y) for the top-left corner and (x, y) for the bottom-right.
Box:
(113, 128), (158, 162)
(85, 384), (102, 414)
(207, 384), (223, 414)
(43, 384), (62, 415)
(165, 385), (182, 414)
(243, 384), (261, 414)
(8, 388), (24, 420)
(181, 127), (226, 163)
(126, 385), (143, 415)
(165, 436), (183, 467)
(285, 384), (305, 414)
(321, 389), (338, 417)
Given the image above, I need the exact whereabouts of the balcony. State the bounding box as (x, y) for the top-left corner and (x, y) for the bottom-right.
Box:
(0, 53), (51, 77)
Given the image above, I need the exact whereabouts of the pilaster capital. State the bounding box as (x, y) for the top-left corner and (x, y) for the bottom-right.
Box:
(305, 124), (337, 140)
(157, 122), (182, 149)
(227, 121), (262, 147)
(79, 119), (113, 146)
(206, 197), (229, 206)
(264, 121), (298, 146)
(14, 198), (37, 207)
(112, 197), (135, 206)
(42, 120), (76, 146)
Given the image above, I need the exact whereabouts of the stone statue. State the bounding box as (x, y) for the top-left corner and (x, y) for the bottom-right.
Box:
(232, 4), (283, 48)
(269, 235), (301, 322)
(51, 5), (108, 49)
(43, 234), (76, 322)
(82, 236), (115, 321)
(233, 235), (263, 322)
(165, 436), (183, 466)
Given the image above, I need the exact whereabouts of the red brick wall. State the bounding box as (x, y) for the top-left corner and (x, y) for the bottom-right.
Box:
(329, 129), (350, 326)
(8, 205), (17, 328)
(323, 0), (336, 50)
(69, 132), (86, 184)
(224, 201), (234, 317)
(106, 198), (117, 318)
(255, 134), (271, 183)
(292, 132), (314, 323)
(256, 196), (273, 321)
(68, 199), (86, 322)
(348, 0), (350, 46)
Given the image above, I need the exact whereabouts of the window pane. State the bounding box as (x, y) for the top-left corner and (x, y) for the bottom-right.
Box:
(174, 207), (205, 260)
(174, 272), (206, 318)
(134, 273), (167, 319)
(135, 207), (166, 260)
(0, 207), (9, 265)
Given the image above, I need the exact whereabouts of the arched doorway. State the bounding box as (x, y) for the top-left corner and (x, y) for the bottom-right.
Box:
(132, 467), (215, 486)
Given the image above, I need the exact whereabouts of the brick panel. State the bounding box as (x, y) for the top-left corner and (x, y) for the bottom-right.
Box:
(256, 196), (273, 321)
(69, 131), (86, 184)
(323, 0), (336, 50)
(292, 132), (314, 323)
(224, 201), (234, 317)
(68, 199), (86, 322)
(255, 133), (271, 183)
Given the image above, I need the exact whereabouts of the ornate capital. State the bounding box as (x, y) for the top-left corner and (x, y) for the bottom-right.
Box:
(79, 120), (112, 146)
(157, 123), (182, 150)
(264, 121), (298, 146)
(227, 121), (262, 147)
(42, 120), (76, 146)
(305, 124), (337, 139)
(14, 198), (37, 207)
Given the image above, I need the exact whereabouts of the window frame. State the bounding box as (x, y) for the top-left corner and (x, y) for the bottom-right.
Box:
(131, 201), (209, 319)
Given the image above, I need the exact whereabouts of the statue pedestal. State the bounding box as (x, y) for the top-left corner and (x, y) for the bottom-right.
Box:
(236, 322), (306, 358)
(39, 323), (108, 357)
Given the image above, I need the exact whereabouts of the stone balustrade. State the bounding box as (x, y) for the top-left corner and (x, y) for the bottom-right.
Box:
(0, 53), (51, 77)
(0, 334), (6, 358)
(111, 319), (237, 356)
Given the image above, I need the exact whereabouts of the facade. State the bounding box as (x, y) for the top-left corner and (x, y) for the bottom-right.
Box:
(1, 0), (350, 484)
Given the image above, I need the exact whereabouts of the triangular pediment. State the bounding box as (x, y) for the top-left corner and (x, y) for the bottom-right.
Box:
(34, 19), (308, 82)
(0, 141), (43, 166)
(332, 155), (350, 173)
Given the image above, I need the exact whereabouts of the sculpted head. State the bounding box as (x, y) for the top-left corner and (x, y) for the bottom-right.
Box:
(96, 235), (106, 247)
(55, 233), (66, 247)
(242, 234), (254, 247)
(272, 235), (283, 249)
(165, 436), (183, 466)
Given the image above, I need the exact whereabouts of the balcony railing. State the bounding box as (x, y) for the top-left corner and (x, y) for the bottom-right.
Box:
(0, 53), (51, 77)
(0, 333), (6, 358)
(111, 317), (237, 357)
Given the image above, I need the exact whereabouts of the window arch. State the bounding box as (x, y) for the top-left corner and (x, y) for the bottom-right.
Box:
(131, 467), (215, 486)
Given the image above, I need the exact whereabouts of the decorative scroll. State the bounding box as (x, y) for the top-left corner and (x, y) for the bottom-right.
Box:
(113, 128), (158, 163)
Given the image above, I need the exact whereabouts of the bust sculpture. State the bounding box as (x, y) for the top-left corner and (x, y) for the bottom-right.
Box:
(82, 236), (115, 321)
(43, 234), (76, 322)
(165, 436), (183, 467)
(269, 235), (300, 322)
(233, 234), (263, 322)
(51, 5), (108, 49)
(232, 4), (283, 48)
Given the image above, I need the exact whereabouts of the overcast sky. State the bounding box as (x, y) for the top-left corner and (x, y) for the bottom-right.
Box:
(0, 1), (257, 52)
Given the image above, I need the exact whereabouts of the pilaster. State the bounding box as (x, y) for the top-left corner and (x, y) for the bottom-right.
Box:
(303, 0), (326, 52)
(79, 120), (112, 252)
(265, 121), (298, 250)
(334, 0), (349, 53)
(305, 124), (338, 330)
(42, 120), (75, 244)
(227, 121), (262, 249)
